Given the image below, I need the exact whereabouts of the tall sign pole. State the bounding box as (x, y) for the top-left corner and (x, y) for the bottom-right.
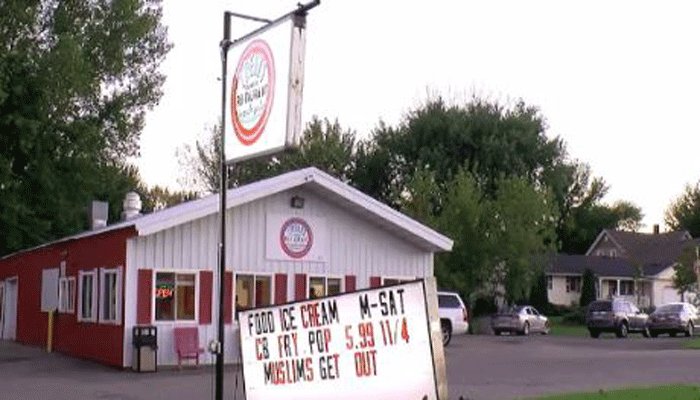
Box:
(217, 2), (319, 399)
(216, 11), (231, 400)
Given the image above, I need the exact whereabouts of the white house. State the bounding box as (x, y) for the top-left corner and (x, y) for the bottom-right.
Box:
(546, 229), (698, 308)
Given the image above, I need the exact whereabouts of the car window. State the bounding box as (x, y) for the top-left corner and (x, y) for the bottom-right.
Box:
(502, 305), (525, 314)
(438, 294), (462, 308)
(525, 308), (533, 315)
(530, 308), (540, 316)
(656, 304), (683, 313)
(589, 302), (612, 312)
(612, 302), (628, 313)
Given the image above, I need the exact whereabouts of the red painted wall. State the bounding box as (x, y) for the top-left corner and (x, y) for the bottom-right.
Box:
(0, 227), (136, 367)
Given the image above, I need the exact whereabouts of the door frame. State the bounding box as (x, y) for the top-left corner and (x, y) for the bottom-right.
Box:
(2, 277), (18, 341)
(0, 280), (4, 340)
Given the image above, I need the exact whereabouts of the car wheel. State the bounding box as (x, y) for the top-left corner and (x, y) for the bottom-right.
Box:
(650, 330), (659, 338)
(589, 329), (600, 338)
(441, 321), (452, 346)
(642, 326), (651, 338)
(493, 329), (502, 336)
(541, 321), (550, 335)
(520, 322), (530, 336)
(615, 322), (628, 338)
(670, 332), (677, 338)
(686, 322), (694, 337)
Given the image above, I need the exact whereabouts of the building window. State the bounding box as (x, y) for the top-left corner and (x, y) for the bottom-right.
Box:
(77, 270), (97, 322)
(309, 276), (342, 299)
(619, 281), (634, 296)
(235, 274), (272, 314)
(99, 267), (122, 324)
(546, 276), (553, 290)
(565, 276), (581, 293)
(155, 272), (197, 321)
(382, 277), (414, 286)
(58, 277), (76, 313)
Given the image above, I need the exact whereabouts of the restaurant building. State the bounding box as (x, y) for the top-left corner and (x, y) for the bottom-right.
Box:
(0, 167), (452, 368)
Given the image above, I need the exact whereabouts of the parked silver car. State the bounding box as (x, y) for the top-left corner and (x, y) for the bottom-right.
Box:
(491, 305), (550, 336)
(648, 302), (700, 337)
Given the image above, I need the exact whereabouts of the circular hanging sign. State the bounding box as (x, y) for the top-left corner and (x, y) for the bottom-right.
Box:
(231, 39), (276, 146)
(280, 218), (313, 259)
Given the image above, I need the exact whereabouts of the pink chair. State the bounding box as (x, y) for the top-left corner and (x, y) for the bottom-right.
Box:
(173, 327), (204, 370)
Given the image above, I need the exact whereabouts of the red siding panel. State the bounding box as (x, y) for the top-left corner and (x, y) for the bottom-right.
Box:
(0, 226), (136, 367)
(199, 271), (213, 325)
(345, 275), (356, 292)
(274, 274), (288, 304)
(137, 269), (153, 325)
(224, 271), (233, 324)
(370, 276), (382, 288)
(294, 274), (307, 301)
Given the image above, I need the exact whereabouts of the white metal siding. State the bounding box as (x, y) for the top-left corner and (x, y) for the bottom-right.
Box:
(124, 187), (434, 367)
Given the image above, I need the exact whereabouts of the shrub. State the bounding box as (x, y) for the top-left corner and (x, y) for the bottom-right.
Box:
(580, 269), (597, 307)
(471, 296), (498, 317)
(561, 307), (586, 325)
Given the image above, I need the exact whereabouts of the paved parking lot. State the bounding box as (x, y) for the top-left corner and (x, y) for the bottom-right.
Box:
(446, 334), (699, 400)
(1, 335), (698, 400)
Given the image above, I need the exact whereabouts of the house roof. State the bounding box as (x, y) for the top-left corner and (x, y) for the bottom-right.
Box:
(586, 229), (694, 265)
(548, 228), (700, 279)
(547, 254), (637, 277)
(2, 167), (453, 260)
(547, 254), (683, 278)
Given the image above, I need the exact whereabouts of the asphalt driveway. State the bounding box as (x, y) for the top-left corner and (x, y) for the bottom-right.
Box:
(1, 334), (698, 400)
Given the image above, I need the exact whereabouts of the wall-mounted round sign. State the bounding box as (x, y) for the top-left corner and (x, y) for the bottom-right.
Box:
(280, 217), (313, 259)
(231, 39), (276, 146)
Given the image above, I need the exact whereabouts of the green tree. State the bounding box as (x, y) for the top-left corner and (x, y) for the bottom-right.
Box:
(431, 170), (556, 304)
(433, 170), (490, 298)
(674, 246), (700, 301)
(488, 177), (557, 302)
(580, 268), (597, 307)
(0, 0), (171, 256)
(178, 117), (357, 194)
(353, 97), (567, 208)
(561, 200), (643, 254)
(666, 182), (700, 237)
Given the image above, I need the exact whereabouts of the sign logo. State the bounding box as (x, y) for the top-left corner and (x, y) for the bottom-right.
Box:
(231, 39), (276, 146)
(280, 218), (313, 258)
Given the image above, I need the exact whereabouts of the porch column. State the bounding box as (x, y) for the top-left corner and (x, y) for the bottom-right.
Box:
(616, 279), (620, 297)
(597, 277), (602, 299)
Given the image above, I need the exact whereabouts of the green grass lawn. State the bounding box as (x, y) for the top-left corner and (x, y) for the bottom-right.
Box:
(548, 316), (588, 337)
(684, 337), (700, 349)
(529, 385), (700, 400)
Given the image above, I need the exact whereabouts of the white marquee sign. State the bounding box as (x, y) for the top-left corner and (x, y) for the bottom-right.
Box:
(239, 280), (442, 400)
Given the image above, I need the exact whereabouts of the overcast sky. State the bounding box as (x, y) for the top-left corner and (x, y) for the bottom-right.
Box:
(137, 0), (700, 232)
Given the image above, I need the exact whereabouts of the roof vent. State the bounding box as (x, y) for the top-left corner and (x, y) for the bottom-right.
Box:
(121, 191), (142, 221)
(88, 201), (109, 230)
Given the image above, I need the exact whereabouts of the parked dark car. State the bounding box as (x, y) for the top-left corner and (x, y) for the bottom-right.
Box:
(585, 299), (649, 338)
(648, 302), (700, 337)
(491, 305), (550, 336)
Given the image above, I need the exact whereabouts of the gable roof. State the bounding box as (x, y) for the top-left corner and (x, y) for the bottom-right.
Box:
(2, 167), (453, 260)
(586, 229), (696, 268)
